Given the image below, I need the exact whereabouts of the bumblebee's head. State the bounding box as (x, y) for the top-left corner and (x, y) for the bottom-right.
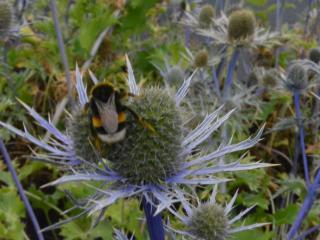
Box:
(91, 83), (115, 102)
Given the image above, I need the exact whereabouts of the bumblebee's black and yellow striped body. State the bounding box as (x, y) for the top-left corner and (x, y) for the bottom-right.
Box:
(87, 83), (128, 144)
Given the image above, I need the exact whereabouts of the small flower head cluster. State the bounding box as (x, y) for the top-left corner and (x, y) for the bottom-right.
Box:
(198, 4), (215, 28)
(180, 3), (215, 30)
(274, 59), (320, 93)
(228, 9), (256, 42)
(168, 187), (268, 240)
(285, 63), (308, 91)
(0, 0), (26, 40)
(0, 56), (271, 230)
(308, 48), (320, 64)
(165, 66), (185, 86)
(248, 67), (280, 89)
(194, 49), (209, 68)
(152, 58), (186, 88)
(195, 8), (280, 49)
(0, 1), (13, 37)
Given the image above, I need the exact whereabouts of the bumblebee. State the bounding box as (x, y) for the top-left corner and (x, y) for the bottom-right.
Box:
(86, 82), (154, 145)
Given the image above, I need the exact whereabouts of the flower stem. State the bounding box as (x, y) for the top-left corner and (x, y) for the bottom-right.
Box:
(222, 48), (239, 101)
(211, 65), (221, 97)
(293, 91), (310, 187)
(142, 197), (165, 240)
(0, 138), (44, 240)
(50, 0), (74, 108)
(287, 170), (320, 239)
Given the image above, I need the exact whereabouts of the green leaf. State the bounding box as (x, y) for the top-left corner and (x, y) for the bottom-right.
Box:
(241, 193), (270, 210)
(273, 204), (299, 225)
(60, 217), (113, 240)
(0, 188), (25, 240)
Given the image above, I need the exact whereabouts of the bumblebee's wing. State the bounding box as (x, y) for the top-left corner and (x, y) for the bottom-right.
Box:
(95, 93), (119, 134)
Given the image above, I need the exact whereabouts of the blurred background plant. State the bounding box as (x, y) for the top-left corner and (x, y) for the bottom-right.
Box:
(1, 0), (320, 239)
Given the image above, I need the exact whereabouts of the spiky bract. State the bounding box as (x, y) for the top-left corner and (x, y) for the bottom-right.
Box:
(165, 66), (185, 85)
(228, 9), (255, 41)
(286, 63), (308, 91)
(67, 107), (101, 163)
(188, 203), (229, 240)
(0, 1), (12, 35)
(199, 4), (214, 27)
(108, 87), (183, 184)
(308, 48), (320, 64)
(194, 50), (209, 68)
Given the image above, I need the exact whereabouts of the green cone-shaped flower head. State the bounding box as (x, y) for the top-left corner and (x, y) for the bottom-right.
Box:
(199, 4), (215, 27)
(228, 9), (255, 41)
(309, 48), (320, 64)
(262, 69), (278, 88)
(108, 87), (183, 184)
(0, 1), (13, 35)
(188, 203), (229, 240)
(286, 63), (308, 91)
(194, 49), (209, 68)
(67, 107), (100, 163)
(165, 66), (185, 85)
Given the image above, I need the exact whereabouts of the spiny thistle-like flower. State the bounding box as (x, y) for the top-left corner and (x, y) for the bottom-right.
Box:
(284, 63), (308, 91)
(188, 204), (229, 240)
(262, 68), (279, 88)
(0, 0), (26, 39)
(308, 48), (320, 64)
(193, 9), (280, 49)
(165, 66), (185, 86)
(194, 49), (209, 68)
(227, 9), (255, 42)
(248, 67), (280, 89)
(198, 4), (214, 27)
(0, 56), (271, 230)
(0, 1), (13, 36)
(168, 187), (268, 240)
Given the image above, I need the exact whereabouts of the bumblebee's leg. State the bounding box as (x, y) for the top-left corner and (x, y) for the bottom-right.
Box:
(124, 106), (156, 133)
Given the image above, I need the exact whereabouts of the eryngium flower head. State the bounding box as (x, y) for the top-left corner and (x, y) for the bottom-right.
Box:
(194, 49), (209, 68)
(165, 66), (185, 85)
(108, 87), (183, 184)
(0, 1), (13, 36)
(188, 203), (229, 240)
(228, 9), (255, 41)
(308, 48), (320, 64)
(285, 63), (308, 91)
(198, 4), (214, 27)
(262, 69), (278, 88)
(169, 188), (268, 240)
(0, 55), (271, 231)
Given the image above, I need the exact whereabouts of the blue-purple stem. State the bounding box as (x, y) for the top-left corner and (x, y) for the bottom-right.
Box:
(296, 223), (320, 240)
(0, 138), (44, 240)
(142, 197), (164, 240)
(222, 48), (239, 101)
(50, 0), (74, 108)
(293, 91), (310, 187)
(287, 170), (320, 239)
(211, 65), (221, 97)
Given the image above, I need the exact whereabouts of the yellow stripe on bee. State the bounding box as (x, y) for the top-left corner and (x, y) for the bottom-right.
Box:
(118, 111), (126, 123)
(92, 116), (103, 127)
